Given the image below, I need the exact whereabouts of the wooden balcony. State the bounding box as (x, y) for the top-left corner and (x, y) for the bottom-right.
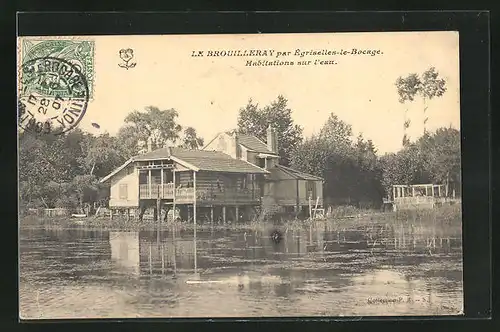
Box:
(139, 183), (176, 199)
(197, 188), (260, 205)
(139, 184), (260, 205)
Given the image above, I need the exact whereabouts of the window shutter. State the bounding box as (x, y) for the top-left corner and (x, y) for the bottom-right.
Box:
(119, 184), (128, 200)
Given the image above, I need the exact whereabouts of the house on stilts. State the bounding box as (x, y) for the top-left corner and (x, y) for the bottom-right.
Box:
(99, 125), (324, 223)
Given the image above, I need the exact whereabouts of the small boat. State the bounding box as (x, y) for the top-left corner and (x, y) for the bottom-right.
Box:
(71, 214), (87, 218)
(185, 280), (224, 285)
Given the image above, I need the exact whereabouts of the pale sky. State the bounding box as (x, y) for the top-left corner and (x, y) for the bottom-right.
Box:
(44, 32), (460, 154)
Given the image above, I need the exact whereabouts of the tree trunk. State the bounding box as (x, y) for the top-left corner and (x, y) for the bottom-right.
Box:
(423, 97), (428, 135)
(403, 108), (409, 147)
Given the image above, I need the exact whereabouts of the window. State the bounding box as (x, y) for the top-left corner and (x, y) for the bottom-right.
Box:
(257, 158), (266, 168)
(119, 184), (128, 200)
(306, 181), (316, 200)
(241, 175), (248, 190)
(139, 171), (148, 184)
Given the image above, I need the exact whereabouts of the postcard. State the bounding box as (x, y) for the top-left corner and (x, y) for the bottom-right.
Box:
(18, 31), (463, 319)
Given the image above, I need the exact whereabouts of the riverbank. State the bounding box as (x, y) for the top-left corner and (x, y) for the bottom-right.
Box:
(19, 205), (461, 236)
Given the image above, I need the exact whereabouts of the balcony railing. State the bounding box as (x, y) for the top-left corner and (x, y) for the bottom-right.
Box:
(139, 183), (175, 199)
(176, 188), (195, 203)
(197, 188), (260, 204)
(139, 183), (196, 201)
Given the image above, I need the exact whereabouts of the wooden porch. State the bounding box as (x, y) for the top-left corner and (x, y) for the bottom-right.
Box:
(390, 183), (459, 211)
(139, 183), (260, 205)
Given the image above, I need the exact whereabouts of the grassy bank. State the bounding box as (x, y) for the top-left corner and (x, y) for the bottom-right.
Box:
(19, 204), (461, 236)
(322, 204), (462, 239)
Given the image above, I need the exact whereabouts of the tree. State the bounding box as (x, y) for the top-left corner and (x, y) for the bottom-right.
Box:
(117, 106), (183, 156)
(420, 67), (447, 134)
(70, 175), (100, 211)
(18, 126), (126, 212)
(380, 127), (460, 198)
(395, 73), (420, 147)
(180, 127), (204, 150)
(237, 95), (303, 166)
(395, 67), (447, 142)
(79, 133), (126, 177)
(415, 127), (460, 194)
(19, 132), (58, 208)
(291, 114), (384, 207)
(116, 125), (142, 159)
(319, 113), (353, 151)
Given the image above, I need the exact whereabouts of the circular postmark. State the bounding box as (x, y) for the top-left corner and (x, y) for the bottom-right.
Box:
(18, 56), (89, 136)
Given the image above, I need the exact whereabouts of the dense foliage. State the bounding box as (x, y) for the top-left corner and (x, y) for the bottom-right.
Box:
(19, 106), (205, 212)
(237, 95), (303, 167)
(290, 114), (385, 207)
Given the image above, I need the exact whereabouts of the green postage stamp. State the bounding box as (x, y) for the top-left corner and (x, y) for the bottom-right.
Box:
(19, 38), (95, 98)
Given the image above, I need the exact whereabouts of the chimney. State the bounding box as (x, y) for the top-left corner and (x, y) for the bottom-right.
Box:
(267, 125), (277, 153)
(234, 130), (241, 159)
(147, 137), (153, 152)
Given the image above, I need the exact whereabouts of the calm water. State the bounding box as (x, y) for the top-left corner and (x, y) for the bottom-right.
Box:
(19, 224), (463, 319)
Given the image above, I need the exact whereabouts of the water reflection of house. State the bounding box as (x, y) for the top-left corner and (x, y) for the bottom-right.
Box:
(109, 231), (140, 274)
(137, 232), (196, 273)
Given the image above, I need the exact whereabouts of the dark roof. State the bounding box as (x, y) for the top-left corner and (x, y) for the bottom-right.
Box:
(237, 134), (276, 154)
(134, 147), (173, 161)
(135, 147), (268, 174)
(271, 164), (323, 181)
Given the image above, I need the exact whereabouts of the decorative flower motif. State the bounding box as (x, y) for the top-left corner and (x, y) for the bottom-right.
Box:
(119, 48), (134, 62)
(118, 48), (137, 69)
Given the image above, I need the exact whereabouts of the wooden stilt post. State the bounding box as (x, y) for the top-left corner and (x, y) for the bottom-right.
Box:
(172, 220), (177, 277)
(309, 195), (312, 219)
(412, 186), (415, 197)
(431, 185), (435, 197)
(161, 243), (165, 275)
(160, 168), (164, 197)
(193, 171), (197, 226)
(172, 170), (176, 222)
(313, 197), (319, 219)
(193, 170), (197, 275)
(127, 209), (130, 221)
(110, 209), (113, 220)
(148, 242), (152, 275)
(148, 169), (152, 198)
(156, 185), (161, 222)
(235, 206), (239, 223)
(210, 206), (214, 225)
(222, 206), (226, 224)
(157, 184), (161, 243)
